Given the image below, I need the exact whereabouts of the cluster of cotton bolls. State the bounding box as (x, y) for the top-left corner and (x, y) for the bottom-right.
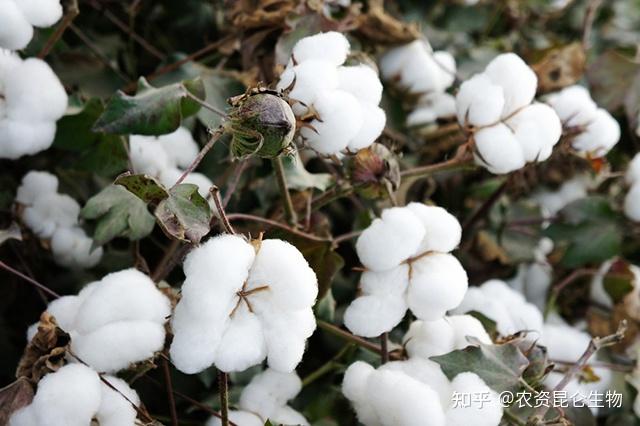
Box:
(276, 31), (386, 155)
(0, 0), (62, 50)
(170, 234), (318, 374)
(9, 364), (140, 426)
(129, 127), (213, 198)
(343, 359), (503, 426)
(624, 153), (640, 222)
(545, 85), (620, 158)
(207, 369), (308, 426)
(28, 268), (171, 372)
(379, 39), (457, 127)
(456, 53), (562, 174)
(16, 171), (103, 269)
(344, 203), (467, 338)
(0, 50), (68, 159)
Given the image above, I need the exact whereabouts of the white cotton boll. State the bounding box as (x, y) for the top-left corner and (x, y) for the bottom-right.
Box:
(71, 321), (166, 372)
(625, 184), (640, 222)
(207, 411), (264, 426)
(299, 89), (363, 154)
(451, 286), (514, 336)
(405, 203), (462, 253)
(291, 31), (350, 66)
(432, 51), (456, 89)
(572, 108), (621, 157)
(401, 51), (449, 94)
(23, 193), (80, 239)
(545, 85), (598, 127)
(271, 406), (309, 426)
(540, 323), (591, 362)
(507, 103), (562, 162)
(381, 358), (452, 407)
(0, 121), (57, 159)
(404, 318), (455, 358)
(259, 309), (315, 373)
(247, 239), (318, 311)
(338, 64), (383, 105)
(368, 368), (447, 426)
(214, 306), (267, 373)
(484, 53), (537, 117)
(408, 253), (468, 321)
(9, 364), (102, 426)
(0, 0), (33, 50)
(446, 372), (503, 426)
(15, 0), (63, 27)
(46, 294), (85, 331)
(356, 207), (425, 271)
(96, 376), (140, 426)
(626, 154), (640, 185)
(342, 362), (382, 426)
(156, 127), (199, 169)
(344, 293), (408, 337)
(15, 171), (58, 206)
(51, 227), (103, 269)
(473, 124), (526, 174)
(455, 74), (504, 127)
(379, 40), (427, 81)
(360, 264), (410, 296)
(407, 92), (456, 126)
(447, 314), (492, 348)
(277, 60), (339, 115)
(346, 103), (386, 151)
(129, 135), (173, 177)
(74, 268), (171, 333)
(479, 280), (544, 334)
(239, 369), (302, 420)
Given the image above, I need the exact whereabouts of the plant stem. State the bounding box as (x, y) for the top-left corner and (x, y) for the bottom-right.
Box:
(311, 184), (356, 211)
(461, 176), (510, 235)
(400, 150), (474, 179)
(380, 332), (389, 364)
(210, 186), (235, 235)
(0, 260), (60, 299)
(162, 357), (179, 426)
(185, 92), (228, 118)
(272, 156), (298, 226)
(38, 0), (79, 58)
(226, 213), (331, 243)
(302, 344), (354, 387)
(317, 320), (402, 360)
(218, 371), (230, 426)
(172, 128), (224, 189)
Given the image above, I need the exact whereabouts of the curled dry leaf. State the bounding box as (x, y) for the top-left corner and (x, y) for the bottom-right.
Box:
(355, 0), (421, 44)
(531, 43), (586, 94)
(0, 377), (34, 425)
(16, 313), (70, 383)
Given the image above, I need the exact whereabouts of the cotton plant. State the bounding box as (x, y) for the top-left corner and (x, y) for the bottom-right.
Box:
(624, 153), (640, 222)
(0, 50), (68, 159)
(451, 279), (544, 337)
(207, 369), (308, 426)
(344, 203), (468, 338)
(403, 314), (491, 359)
(129, 126), (213, 198)
(379, 39), (457, 127)
(545, 85), (621, 159)
(275, 31), (386, 155)
(0, 0), (62, 50)
(9, 363), (140, 426)
(169, 234), (318, 374)
(28, 268), (171, 372)
(342, 359), (503, 426)
(15, 171), (103, 269)
(456, 53), (562, 174)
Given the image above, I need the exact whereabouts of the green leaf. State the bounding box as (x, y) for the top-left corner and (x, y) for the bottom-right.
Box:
(93, 77), (205, 135)
(430, 341), (529, 393)
(115, 173), (169, 204)
(282, 152), (334, 191)
(602, 259), (635, 304)
(155, 184), (212, 244)
(81, 185), (156, 246)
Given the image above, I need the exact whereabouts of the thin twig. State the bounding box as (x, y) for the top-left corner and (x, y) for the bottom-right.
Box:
(184, 91), (228, 118)
(380, 332), (389, 364)
(332, 230), (362, 246)
(38, 0), (79, 58)
(582, 0), (604, 51)
(0, 260), (60, 299)
(272, 157), (298, 226)
(222, 159), (249, 207)
(211, 186), (235, 235)
(172, 128), (224, 189)
(462, 176), (510, 235)
(226, 213), (331, 243)
(400, 148), (474, 179)
(302, 344), (354, 387)
(218, 371), (230, 426)
(162, 357), (179, 426)
(317, 320), (403, 360)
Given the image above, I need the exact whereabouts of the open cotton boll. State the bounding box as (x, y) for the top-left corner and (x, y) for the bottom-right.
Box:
(0, 0), (33, 50)
(22, 193), (80, 239)
(338, 64), (383, 105)
(506, 103), (562, 162)
(9, 364), (102, 426)
(625, 184), (640, 222)
(545, 85), (598, 127)
(407, 253), (468, 321)
(155, 127), (199, 169)
(626, 153), (640, 185)
(484, 53), (537, 117)
(571, 108), (620, 157)
(1, 56), (67, 159)
(15, 0), (63, 27)
(456, 75), (505, 127)
(129, 134), (173, 177)
(291, 31), (349, 66)
(382, 359), (452, 408)
(401, 50), (451, 94)
(405, 203), (462, 253)
(533, 176), (589, 218)
(445, 372), (503, 426)
(407, 92), (456, 126)
(299, 89), (364, 154)
(432, 51), (456, 89)
(347, 103), (386, 151)
(277, 60), (339, 115)
(356, 207), (425, 271)
(448, 315), (492, 349)
(170, 234), (318, 374)
(540, 323), (591, 362)
(96, 376), (140, 426)
(15, 170), (59, 206)
(473, 124), (526, 174)
(379, 40), (429, 81)
(51, 226), (103, 269)
(404, 318), (456, 358)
